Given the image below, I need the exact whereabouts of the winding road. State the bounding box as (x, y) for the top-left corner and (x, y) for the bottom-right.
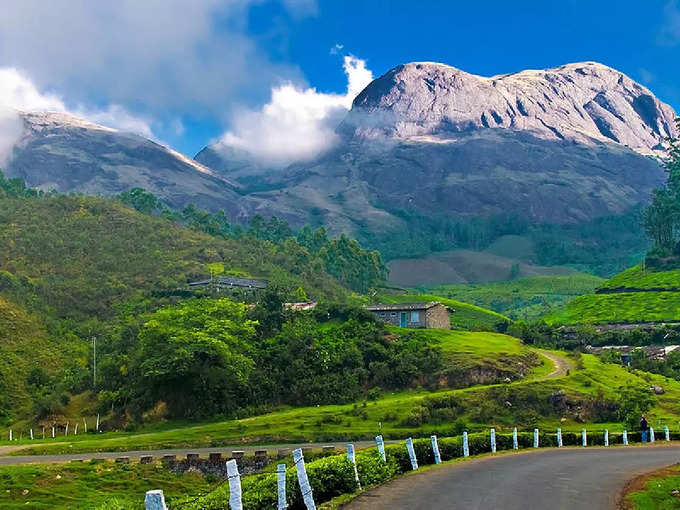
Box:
(345, 445), (680, 510)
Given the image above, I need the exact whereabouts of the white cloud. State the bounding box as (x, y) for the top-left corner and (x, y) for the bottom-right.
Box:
(217, 55), (373, 166)
(659, 1), (680, 45)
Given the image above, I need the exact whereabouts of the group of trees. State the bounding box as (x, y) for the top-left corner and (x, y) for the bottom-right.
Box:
(642, 118), (680, 263)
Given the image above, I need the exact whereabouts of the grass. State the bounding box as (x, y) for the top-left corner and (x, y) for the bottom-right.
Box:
(600, 265), (680, 291)
(0, 460), (212, 509)
(425, 273), (604, 321)
(626, 464), (680, 509)
(545, 292), (680, 325)
(377, 292), (510, 330)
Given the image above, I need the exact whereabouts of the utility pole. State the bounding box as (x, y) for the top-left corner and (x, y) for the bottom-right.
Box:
(92, 337), (96, 388)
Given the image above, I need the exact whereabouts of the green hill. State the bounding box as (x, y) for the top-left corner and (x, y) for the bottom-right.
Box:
(546, 265), (680, 325)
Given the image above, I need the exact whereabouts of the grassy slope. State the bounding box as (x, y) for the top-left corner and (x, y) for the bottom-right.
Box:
(626, 465), (680, 510)
(377, 293), (510, 330)
(599, 265), (680, 290)
(426, 274), (604, 321)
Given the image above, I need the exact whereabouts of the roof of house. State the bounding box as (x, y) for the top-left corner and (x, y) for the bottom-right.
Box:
(188, 276), (268, 289)
(365, 302), (443, 312)
(284, 301), (318, 311)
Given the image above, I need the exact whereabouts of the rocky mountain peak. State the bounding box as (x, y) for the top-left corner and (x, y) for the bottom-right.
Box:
(344, 61), (677, 156)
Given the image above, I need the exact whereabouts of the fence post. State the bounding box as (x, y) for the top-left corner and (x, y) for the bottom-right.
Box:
(226, 459), (243, 510)
(431, 435), (441, 464)
(376, 435), (386, 462)
(463, 432), (470, 457)
(405, 438), (418, 470)
(346, 444), (361, 489)
(623, 430), (628, 445)
(144, 490), (167, 510)
(277, 464), (287, 510)
(604, 429), (609, 447)
(665, 425), (670, 441)
(533, 428), (539, 448)
(490, 428), (496, 453)
(293, 448), (316, 510)
(557, 428), (563, 448)
(512, 427), (518, 450)
(581, 429), (587, 447)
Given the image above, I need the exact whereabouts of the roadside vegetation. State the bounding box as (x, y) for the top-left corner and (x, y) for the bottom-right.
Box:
(624, 464), (680, 510)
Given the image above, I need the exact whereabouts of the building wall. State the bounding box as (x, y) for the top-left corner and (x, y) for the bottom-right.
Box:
(425, 304), (451, 329)
(372, 310), (427, 328)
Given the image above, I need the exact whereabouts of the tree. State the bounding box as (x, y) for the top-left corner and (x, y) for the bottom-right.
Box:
(617, 383), (656, 431)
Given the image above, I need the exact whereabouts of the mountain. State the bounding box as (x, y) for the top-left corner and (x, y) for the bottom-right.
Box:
(4, 111), (250, 218)
(197, 61), (677, 262)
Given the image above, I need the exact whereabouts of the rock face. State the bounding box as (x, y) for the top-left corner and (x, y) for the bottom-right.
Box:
(197, 61), (677, 236)
(5, 111), (250, 218)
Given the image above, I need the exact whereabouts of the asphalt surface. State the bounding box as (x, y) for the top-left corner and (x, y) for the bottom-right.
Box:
(0, 441), (385, 466)
(345, 445), (680, 510)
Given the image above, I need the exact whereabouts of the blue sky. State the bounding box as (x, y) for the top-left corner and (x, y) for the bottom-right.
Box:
(0, 0), (678, 161)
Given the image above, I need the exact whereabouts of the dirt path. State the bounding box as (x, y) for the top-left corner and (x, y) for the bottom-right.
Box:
(536, 350), (573, 378)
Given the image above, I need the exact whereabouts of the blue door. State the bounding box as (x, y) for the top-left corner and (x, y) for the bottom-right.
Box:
(400, 312), (407, 327)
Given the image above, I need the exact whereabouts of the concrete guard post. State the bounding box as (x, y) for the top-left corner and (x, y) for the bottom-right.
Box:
(346, 443), (361, 489)
(533, 429), (539, 448)
(512, 427), (518, 450)
(293, 448), (316, 510)
(665, 425), (670, 441)
(623, 430), (629, 445)
(277, 463), (287, 510)
(490, 428), (496, 453)
(405, 437), (418, 470)
(145, 490), (167, 510)
(604, 429), (609, 447)
(650, 427), (655, 443)
(431, 435), (441, 464)
(582, 429), (587, 447)
(463, 431), (470, 457)
(376, 435), (386, 462)
(557, 428), (563, 448)
(226, 459), (243, 510)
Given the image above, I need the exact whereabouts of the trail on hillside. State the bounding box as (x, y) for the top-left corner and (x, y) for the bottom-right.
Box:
(536, 350), (573, 378)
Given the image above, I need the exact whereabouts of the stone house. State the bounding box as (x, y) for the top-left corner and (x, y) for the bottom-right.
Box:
(365, 302), (451, 329)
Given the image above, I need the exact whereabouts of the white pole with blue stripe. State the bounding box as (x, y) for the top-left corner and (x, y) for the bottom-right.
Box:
(533, 428), (539, 448)
(405, 438), (418, 470)
(347, 444), (361, 490)
(582, 429), (587, 447)
(431, 435), (441, 464)
(512, 427), (518, 450)
(650, 427), (655, 443)
(623, 430), (628, 445)
(144, 490), (167, 510)
(557, 428), (563, 448)
(376, 435), (386, 462)
(226, 459), (243, 510)
(463, 432), (470, 457)
(604, 429), (609, 447)
(293, 448), (316, 510)
(277, 464), (287, 510)
(665, 425), (670, 441)
(490, 428), (496, 453)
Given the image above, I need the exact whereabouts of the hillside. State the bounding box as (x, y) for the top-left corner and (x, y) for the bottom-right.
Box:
(546, 265), (680, 325)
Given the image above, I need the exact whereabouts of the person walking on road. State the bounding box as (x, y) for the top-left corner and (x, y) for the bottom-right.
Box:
(640, 416), (649, 442)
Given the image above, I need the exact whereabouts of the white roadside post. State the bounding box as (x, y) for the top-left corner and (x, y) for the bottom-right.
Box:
(8, 429), (12, 442)
(96, 414), (100, 433)
(431, 435), (441, 464)
(144, 489), (168, 510)
(74, 423), (78, 436)
(512, 427), (518, 450)
(376, 435), (386, 462)
(557, 428), (563, 448)
(582, 429), (587, 447)
(490, 428), (496, 453)
(83, 418), (87, 433)
(226, 459), (243, 510)
(623, 430), (629, 445)
(665, 425), (670, 441)
(51, 426), (55, 439)
(29, 429), (33, 440)
(463, 432), (470, 457)
(346, 444), (361, 490)
(41, 427), (45, 440)
(650, 427), (655, 443)
(277, 464), (287, 510)
(293, 448), (316, 510)
(533, 428), (539, 448)
(604, 429), (609, 447)
(65, 422), (69, 436)
(405, 438), (418, 470)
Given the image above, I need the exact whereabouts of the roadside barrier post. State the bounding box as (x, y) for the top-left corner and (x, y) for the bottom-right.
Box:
(533, 428), (539, 448)
(29, 429), (33, 440)
(347, 443), (361, 489)
(83, 418), (87, 433)
(41, 427), (45, 439)
(293, 448), (316, 510)
(623, 430), (628, 445)
(463, 432), (470, 457)
(96, 414), (100, 433)
(431, 435), (441, 464)
(512, 427), (518, 450)
(490, 428), (496, 453)
(74, 423), (78, 436)
(665, 426), (670, 441)
(277, 464), (287, 510)
(51, 426), (55, 439)
(582, 429), (587, 447)
(65, 422), (69, 436)
(144, 489), (167, 510)
(604, 429), (609, 447)
(226, 459), (243, 510)
(405, 437), (418, 470)
(557, 428), (563, 448)
(376, 435), (386, 462)
(650, 427), (655, 443)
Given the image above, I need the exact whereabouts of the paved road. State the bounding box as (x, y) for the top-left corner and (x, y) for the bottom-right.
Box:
(0, 441), (384, 466)
(345, 445), (680, 510)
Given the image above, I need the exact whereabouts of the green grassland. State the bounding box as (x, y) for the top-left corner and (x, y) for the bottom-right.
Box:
(377, 292), (510, 330)
(0, 461), (211, 510)
(599, 265), (680, 291)
(425, 273), (604, 320)
(626, 464), (680, 510)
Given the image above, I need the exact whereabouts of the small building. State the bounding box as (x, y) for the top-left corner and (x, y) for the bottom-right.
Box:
(365, 302), (451, 329)
(284, 301), (318, 311)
